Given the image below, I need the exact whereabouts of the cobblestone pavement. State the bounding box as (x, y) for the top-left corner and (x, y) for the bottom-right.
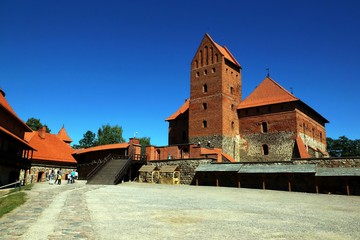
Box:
(1, 181), (360, 239)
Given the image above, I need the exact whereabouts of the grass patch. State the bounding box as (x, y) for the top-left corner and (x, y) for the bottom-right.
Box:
(0, 191), (27, 218)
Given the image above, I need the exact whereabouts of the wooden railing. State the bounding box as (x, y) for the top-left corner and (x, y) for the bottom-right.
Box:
(114, 157), (132, 184)
(86, 154), (127, 180)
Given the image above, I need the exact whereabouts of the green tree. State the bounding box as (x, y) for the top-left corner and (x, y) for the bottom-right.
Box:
(327, 136), (360, 157)
(26, 117), (51, 133)
(139, 137), (151, 155)
(97, 124), (125, 145)
(73, 130), (97, 149)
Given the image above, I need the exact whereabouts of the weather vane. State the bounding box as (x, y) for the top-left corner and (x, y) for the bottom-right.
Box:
(266, 68), (270, 77)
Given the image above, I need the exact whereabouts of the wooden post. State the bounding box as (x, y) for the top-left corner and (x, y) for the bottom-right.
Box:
(315, 176), (319, 194)
(237, 174), (241, 188)
(262, 175), (266, 190)
(196, 176), (199, 186)
(346, 178), (350, 196)
(216, 173), (219, 187)
(288, 174), (292, 192)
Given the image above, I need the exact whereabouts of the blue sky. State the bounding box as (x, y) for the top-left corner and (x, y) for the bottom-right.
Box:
(1, 0), (359, 146)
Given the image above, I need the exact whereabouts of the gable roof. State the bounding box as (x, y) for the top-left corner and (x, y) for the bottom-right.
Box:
(205, 34), (241, 67)
(238, 77), (298, 109)
(25, 128), (76, 163)
(166, 99), (189, 121)
(57, 126), (72, 143)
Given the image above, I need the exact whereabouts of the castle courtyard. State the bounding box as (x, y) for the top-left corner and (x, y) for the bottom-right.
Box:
(0, 181), (359, 239)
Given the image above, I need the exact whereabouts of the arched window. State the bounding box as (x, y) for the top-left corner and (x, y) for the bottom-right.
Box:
(203, 84), (208, 93)
(262, 144), (269, 155)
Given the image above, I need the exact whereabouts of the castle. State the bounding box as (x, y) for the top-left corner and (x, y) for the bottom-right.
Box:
(159, 33), (329, 162)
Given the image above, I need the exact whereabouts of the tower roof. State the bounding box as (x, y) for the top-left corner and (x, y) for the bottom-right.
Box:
(57, 126), (73, 143)
(193, 34), (241, 68)
(237, 77), (298, 109)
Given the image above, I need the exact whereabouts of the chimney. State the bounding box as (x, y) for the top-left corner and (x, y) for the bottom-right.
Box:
(38, 126), (46, 139)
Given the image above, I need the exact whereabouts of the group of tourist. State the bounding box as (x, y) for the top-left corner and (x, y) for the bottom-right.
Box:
(47, 169), (78, 185)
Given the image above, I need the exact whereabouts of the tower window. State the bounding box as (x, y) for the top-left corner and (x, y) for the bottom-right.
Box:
(212, 68), (215, 73)
(202, 120), (207, 128)
(230, 87), (234, 95)
(202, 102), (207, 110)
(204, 69), (207, 75)
(231, 121), (235, 129)
(203, 84), (208, 93)
(261, 122), (268, 133)
(196, 72), (199, 77)
(262, 144), (269, 155)
(231, 104), (234, 111)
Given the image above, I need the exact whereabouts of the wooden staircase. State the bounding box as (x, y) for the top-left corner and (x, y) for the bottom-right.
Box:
(87, 157), (131, 185)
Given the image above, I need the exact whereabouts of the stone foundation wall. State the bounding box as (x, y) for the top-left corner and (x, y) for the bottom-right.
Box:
(22, 165), (77, 184)
(148, 159), (213, 184)
(240, 132), (295, 162)
(292, 157), (360, 168)
(190, 135), (240, 161)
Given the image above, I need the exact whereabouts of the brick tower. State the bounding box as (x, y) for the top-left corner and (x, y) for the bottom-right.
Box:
(189, 34), (242, 161)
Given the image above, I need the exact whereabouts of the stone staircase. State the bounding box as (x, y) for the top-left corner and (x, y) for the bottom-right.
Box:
(87, 158), (129, 185)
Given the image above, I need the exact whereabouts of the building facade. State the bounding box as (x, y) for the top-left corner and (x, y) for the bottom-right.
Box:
(164, 34), (328, 162)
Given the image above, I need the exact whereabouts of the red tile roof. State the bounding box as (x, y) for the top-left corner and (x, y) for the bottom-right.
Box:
(166, 99), (189, 121)
(238, 77), (298, 109)
(206, 33), (241, 67)
(57, 126), (72, 143)
(25, 128), (76, 163)
(72, 143), (130, 155)
(0, 89), (32, 131)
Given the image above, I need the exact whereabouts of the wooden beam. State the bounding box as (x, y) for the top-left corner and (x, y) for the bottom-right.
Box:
(288, 174), (292, 192)
(262, 175), (266, 190)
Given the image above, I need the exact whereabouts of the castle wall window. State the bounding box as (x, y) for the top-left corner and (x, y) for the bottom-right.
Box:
(202, 102), (207, 110)
(215, 53), (218, 62)
(231, 104), (234, 111)
(204, 69), (207, 75)
(262, 144), (269, 155)
(196, 72), (199, 77)
(202, 120), (207, 128)
(200, 50), (203, 66)
(261, 122), (268, 133)
(231, 121), (235, 129)
(195, 60), (198, 68)
(210, 47), (213, 64)
(230, 87), (234, 95)
(203, 84), (208, 93)
(212, 68), (216, 73)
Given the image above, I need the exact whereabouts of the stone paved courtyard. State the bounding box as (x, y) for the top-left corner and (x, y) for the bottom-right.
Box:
(1, 181), (360, 239)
